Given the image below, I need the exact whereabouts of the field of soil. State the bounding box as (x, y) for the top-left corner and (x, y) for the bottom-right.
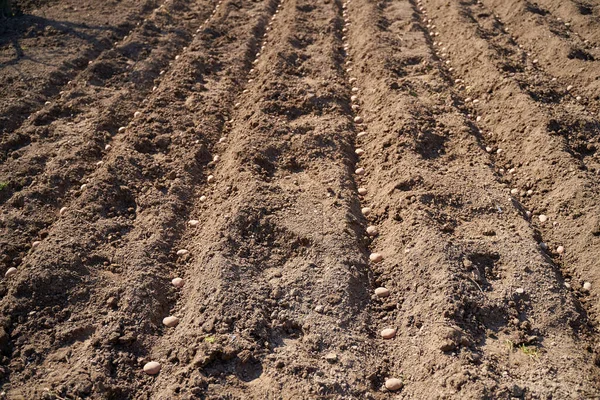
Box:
(1, 0), (600, 398)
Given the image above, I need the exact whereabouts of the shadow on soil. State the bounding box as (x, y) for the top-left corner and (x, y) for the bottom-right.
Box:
(0, 14), (122, 68)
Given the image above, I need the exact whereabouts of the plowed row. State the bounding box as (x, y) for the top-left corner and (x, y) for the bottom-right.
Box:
(1, 0), (599, 398)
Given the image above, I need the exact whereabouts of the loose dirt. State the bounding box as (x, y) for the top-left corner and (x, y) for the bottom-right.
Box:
(1, 0), (600, 398)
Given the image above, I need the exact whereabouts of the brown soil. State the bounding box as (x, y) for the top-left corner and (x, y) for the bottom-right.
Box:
(1, 0), (599, 398)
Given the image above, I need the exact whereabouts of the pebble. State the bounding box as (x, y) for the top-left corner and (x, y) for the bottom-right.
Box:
(355, 167), (365, 175)
(4, 268), (17, 279)
(515, 288), (525, 294)
(374, 287), (390, 297)
(163, 316), (180, 327)
(213, 155), (220, 162)
(538, 214), (548, 223)
(105, 144), (112, 151)
(362, 207), (372, 216)
(118, 127), (126, 133)
(385, 378), (403, 391)
(556, 246), (565, 254)
(188, 220), (199, 226)
(366, 226), (378, 236)
(355, 148), (365, 156)
(357, 131), (367, 138)
(207, 175), (215, 183)
(583, 282), (592, 291)
(351, 95), (358, 102)
(143, 361), (161, 375)
(351, 87), (359, 92)
(80, 184), (87, 190)
(172, 278), (184, 288)
(358, 188), (367, 195)
(380, 328), (397, 339)
(176, 249), (189, 256)
(32, 241), (41, 248)
(354, 116), (363, 123)
(370, 253), (383, 263)
(134, 111), (142, 118)
(59, 207), (68, 215)
(200, 195), (207, 202)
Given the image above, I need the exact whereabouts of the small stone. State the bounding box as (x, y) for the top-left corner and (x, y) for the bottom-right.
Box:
(354, 116), (363, 123)
(105, 144), (112, 151)
(515, 288), (525, 294)
(361, 207), (372, 216)
(357, 131), (367, 138)
(32, 241), (41, 248)
(188, 220), (200, 226)
(59, 207), (68, 215)
(207, 175), (215, 183)
(315, 305), (324, 313)
(556, 246), (565, 254)
(370, 253), (383, 263)
(355, 167), (365, 175)
(355, 148), (365, 156)
(106, 297), (118, 308)
(176, 249), (189, 256)
(358, 188), (367, 195)
(172, 278), (184, 288)
(199, 196), (207, 202)
(4, 268), (17, 278)
(143, 361), (161, 375)
(380, 328), (397, 339)
(366, 226), (379, 236)
(374, 287), (390, 297)
(538, 214), (548, 223)
(583, 282), (592, 291)
(385, 378), (403, 391)
(163, 316), (180, 327)
(325, 353), (338, 363)
(134, 111), (142, 118)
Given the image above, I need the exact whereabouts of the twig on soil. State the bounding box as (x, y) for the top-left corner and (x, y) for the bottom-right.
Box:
(466, 276), (484, 294)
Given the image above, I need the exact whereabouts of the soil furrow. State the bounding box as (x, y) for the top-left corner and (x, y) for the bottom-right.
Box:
(476, 0), (600, 101)
(0, 0), (202, 158)
(0, 0), (161, 136)
(0, 0), (278, 397)
(345, 0), (600, 397)
(421, 0), (600, 301)
(439, 0), (600, 174)
(0, 0), (212, 287)
(420, 0), (600, 388)
(134, 0), (381, 397)
(2, 0), (600, 396)
(532, 0), (600, 43)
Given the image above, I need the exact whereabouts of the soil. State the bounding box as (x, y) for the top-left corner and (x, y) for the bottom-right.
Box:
(1, 0), (600, 398)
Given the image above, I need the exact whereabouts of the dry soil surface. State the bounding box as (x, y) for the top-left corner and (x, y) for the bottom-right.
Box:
(1, 0), (600, 398)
